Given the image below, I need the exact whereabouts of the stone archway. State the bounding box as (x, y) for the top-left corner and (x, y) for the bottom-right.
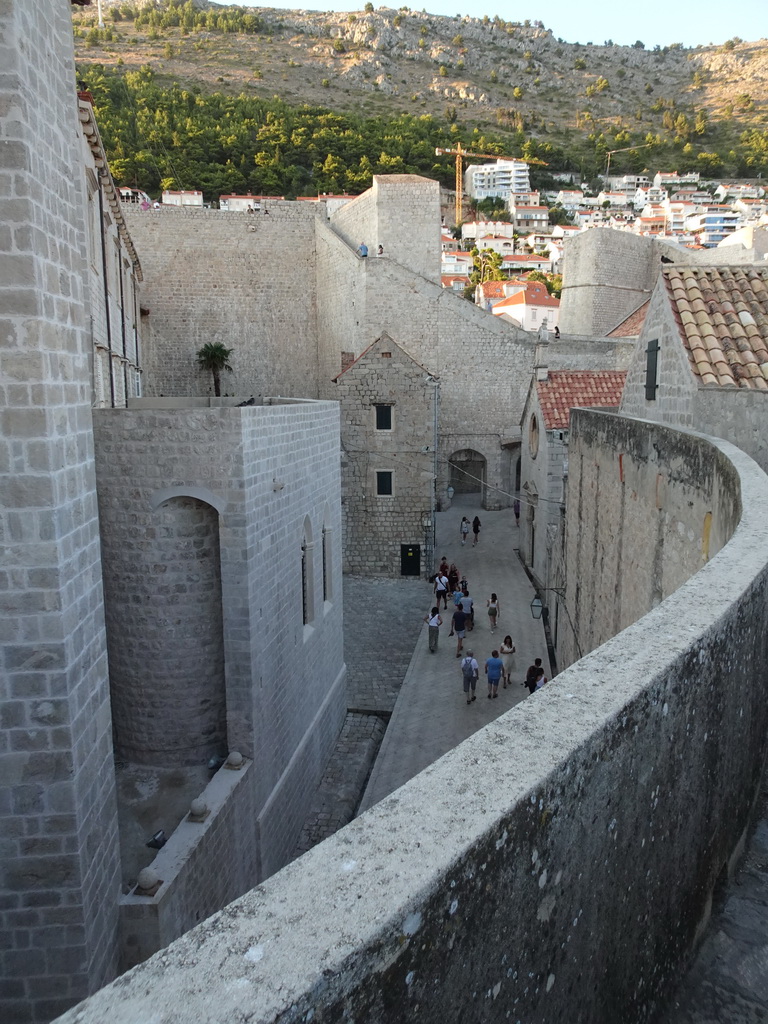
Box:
(449, 449), (487, 498)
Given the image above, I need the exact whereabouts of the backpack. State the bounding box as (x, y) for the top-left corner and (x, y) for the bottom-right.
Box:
(462, 658), (475, 680)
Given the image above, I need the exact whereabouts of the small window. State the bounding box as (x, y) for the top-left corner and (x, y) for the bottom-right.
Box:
(529, 414), (539, 458)
(376, 471), (393, 496)
(645, 338), (660, 401)
(375, 404), (392, 430)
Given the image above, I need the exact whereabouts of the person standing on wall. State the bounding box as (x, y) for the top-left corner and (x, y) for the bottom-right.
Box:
(485, 649), (504, 698)
(461, 650), (479, 704)
(472, 516), (481, 546)
(460, 516), (470, 545)
(424, 606), (442, 653)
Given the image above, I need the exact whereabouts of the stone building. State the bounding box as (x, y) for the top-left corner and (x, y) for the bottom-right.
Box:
(332, 334), (438, 576)
(619, 265), (768, 473)
(77, 92), (143, 408)
(1, 3), (345, 1019)
(123, 174), (540, 572)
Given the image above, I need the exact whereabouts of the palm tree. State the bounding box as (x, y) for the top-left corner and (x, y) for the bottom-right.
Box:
(196, 342), (233, 397)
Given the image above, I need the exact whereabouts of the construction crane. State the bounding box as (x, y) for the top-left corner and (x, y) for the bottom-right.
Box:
(435, 144), (547, 226)
(604, 142), (653, 178)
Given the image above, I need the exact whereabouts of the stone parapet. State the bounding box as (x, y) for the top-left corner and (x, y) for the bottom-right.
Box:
(56, 417), (768, 1024)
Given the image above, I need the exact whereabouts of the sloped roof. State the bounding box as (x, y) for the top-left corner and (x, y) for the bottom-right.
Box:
(494, 281), (560, 309)
(664, 266), (768, 389)
(607, 300), (650, 338)
(536, 371), (627, 430)
(478, 280), (508, 299)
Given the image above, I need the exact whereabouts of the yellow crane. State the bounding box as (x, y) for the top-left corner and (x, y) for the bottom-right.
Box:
(435, 144), (547, 226)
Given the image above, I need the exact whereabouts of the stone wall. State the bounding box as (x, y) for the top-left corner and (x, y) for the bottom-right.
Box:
(93, 399), (346, 884)
(119, 763), (258, 971)
(55, 421), (768, 1024)
(560, 410), (742, 667)
(0, 2), (121, 1019)
(122, 204), (321, 401)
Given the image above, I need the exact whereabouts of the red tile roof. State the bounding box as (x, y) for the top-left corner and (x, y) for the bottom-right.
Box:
(536, 371), (627, 430)
(664, 266), (768, 389)
(607, 300), (650, 338)
(493, 281), (560, 309)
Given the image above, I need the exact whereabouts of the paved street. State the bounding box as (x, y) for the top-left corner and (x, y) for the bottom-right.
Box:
(358, 493), (547, 812)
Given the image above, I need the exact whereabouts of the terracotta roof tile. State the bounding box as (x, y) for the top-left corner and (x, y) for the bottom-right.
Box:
(607, 300), (649, 337)
(664, 267), (768, 389)
(535, 371), (627, 430)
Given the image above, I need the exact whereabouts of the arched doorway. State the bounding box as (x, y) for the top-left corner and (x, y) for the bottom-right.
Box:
(449, 449), (487, 499)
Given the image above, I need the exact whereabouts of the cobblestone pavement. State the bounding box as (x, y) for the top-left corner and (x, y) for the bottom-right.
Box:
(661, 779), (768, 1023)
(292, 574), (428, 857)
(343, 575), (429, 713)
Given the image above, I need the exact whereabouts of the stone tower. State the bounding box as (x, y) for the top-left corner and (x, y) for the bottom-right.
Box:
(0, 1), (121, 1019)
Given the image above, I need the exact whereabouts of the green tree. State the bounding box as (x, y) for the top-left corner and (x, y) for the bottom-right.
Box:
(197, 342), (233, 397)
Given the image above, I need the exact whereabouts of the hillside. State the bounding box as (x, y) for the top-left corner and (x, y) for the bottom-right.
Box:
(72, 1), (768, 204)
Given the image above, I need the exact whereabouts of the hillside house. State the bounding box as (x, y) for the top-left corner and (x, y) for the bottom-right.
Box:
(491, 279), (560, 332)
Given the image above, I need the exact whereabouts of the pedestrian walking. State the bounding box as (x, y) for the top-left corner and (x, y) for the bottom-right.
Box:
(438, 555), (450, 576)
(459, 589), (474, 631)
(460, 516), (470, 545)
(485, 650), (504, 698)
(524, 658), (544, 694)
(499, 635), (516, 687)
(424, 606), (442, 653)
(447, 562), (460, 594)
(472, 516), (481, 546)
(452, 605), (468, 657)
(535, 667), (548, 690)
(434, 571), (450, 610)
(513, 499), (520, 526)
(486, 593), (500, 633)
(358, 242), (368, 258)
(461, 650), (479, 704)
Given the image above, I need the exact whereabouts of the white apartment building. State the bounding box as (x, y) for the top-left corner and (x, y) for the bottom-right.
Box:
(465, 159), (531, 200)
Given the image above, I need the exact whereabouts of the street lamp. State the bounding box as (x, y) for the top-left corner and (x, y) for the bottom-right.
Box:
(530, 596), (543, 619)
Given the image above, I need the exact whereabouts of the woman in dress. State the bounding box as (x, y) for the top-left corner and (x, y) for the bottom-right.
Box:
(499, 635), (516, 688)
(486, 593), (500, 634)
(472, 516), (481, 546)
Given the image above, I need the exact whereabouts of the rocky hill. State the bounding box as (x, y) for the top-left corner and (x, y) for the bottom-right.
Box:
(72, 2), (768, 185)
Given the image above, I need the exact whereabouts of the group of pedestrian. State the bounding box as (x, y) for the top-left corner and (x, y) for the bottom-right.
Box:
(425, 516), (549, 702)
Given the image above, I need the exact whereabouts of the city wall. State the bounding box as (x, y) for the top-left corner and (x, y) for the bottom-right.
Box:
(122, 204), (322, 400)
(57, 420), (768, 1024)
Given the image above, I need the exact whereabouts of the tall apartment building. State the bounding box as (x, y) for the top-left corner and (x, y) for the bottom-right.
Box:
(465, 159), (531, 200)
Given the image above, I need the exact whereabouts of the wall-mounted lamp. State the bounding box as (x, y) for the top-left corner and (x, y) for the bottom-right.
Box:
(447, 486), (455, 500)
(530, 596), (543, 619)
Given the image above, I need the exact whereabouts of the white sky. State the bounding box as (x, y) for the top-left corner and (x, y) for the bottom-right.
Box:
(225, 1), (767, 50)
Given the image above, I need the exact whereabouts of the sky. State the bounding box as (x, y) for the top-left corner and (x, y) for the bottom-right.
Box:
(222, 0), (766, 50)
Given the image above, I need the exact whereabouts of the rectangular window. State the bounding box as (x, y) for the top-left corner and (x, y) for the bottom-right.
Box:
(375, 404), (392, 430)
(645, 338), (660, 401)
(376, 471), (393, 496)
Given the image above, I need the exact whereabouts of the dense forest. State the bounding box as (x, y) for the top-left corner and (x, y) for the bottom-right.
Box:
(73, 1), (768, 204)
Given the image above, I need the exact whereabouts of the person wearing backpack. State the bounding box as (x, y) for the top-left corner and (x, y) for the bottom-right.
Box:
(461, 650), (479, 704)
